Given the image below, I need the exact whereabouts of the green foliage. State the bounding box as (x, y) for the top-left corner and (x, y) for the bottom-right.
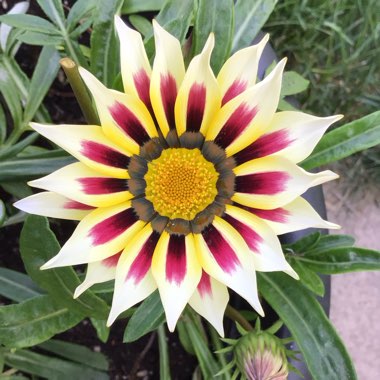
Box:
(259, 272), (358, 380)
(123, 290), (165, 342)
(302, 111), (380, 170)
(20, 215), (110, 319)
(192, 0), (234, 73)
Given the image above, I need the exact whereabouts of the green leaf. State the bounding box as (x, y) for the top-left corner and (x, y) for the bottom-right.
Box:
(0, 60), (22, 129)
(1, 181), (31, 199)
(296, 247), (380, 274)
(17, 30), (63, 46)
(23, 46), (60, 123)
(0, 295), (82, 348)
(38, 339), (109, 371)
(0, 156), (75, 182)
(288, 259), (325, 296)
(20, 215), (110, 319)
(184, 311), (221, 378)
(277, 98), (298, 111)
(0, 103), (6, 143)
(258, 272), (357, 380)
(144, 0), (194, 60)
(0, 268), (43, 302)
(283, 232), (321, 254)
(177, 319), (195, 355)
(90, 0), (123, 87)
(0, 133), (39, 161)
(36, 0), (65, 27)
(158, 324), (171, 380)
(301, 111), (380, 170)
(129, 15), (153, 37)
(90, 317), (110, 343)
(123, 290), (165, 342)
(280, 71), (309, 97)
(67, 0), (97, 31)
(304, 234), (355, 256)
(192, 0), (234, 73)
(232, 0), (278, 52)
(0, 199), (5, 226)
(4, 349), (109, 380)
(0, 14), (59, 35)
(121, 0), (165, 14)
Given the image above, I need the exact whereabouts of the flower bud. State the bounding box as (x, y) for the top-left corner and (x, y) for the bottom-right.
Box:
(234, 330), (288, 380)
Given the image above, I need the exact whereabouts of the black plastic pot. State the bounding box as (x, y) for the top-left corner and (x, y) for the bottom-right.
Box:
(255, 32), (331, 380)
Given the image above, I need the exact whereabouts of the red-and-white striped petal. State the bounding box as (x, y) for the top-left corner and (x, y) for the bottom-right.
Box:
(241, 196), (339, 235)
(74, 252), (122, 298)
(150, 20), (185, 136)
(30, 123), (131, 179)
(194, 217), (264, 316)
(206, 59), (286, 156)
(233, 111), (343, 165)
(224, 205), (298, 278)
(217, 34), (269, 105)
(14, 192), (94, 220)
(152, 232), (202, 331)
(233, 156), (338, 209)
(41, 202), (144, 269)
(174, 34), (221, 136)
(108, 225), (159, 325)
(189, 271), (229, 336)
(79, 68), (157, 154)
(28, 162), (131, 208)
(114, 16), (152, 107)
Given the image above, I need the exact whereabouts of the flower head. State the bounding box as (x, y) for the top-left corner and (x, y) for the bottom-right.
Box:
(15, 17), (340, 335)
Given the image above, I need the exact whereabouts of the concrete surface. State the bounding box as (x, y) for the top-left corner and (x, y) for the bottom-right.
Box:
(324, 180), (380, 380)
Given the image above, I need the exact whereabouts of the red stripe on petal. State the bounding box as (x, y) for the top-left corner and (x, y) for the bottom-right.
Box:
(234, 130), (293, 165)
(89, 208), (138, 245)
(109, 102), (150, 145)
(127, 231), (160, 284)
(215, 104), (257, 149)
(222, 79), (248, 106)
(166, 235), (187, 285)
(78, 177), (128, 195)
(80, 141), (130, 169)
(64, 200), (95, 210)
(202, 224), (240, 274)
(186, 83), (206, 132)
(235, 172), (289, 195)
(239, 205), (290, 223)
(223, 214), (263, 253)
(102, 252), (122, 268)
(133, 69), (151, 109)
(197, 271), (212, 298)
(160, 73), (177, 130)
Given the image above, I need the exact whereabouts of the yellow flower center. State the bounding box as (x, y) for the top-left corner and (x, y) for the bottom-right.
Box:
(145, 148), (218, 220)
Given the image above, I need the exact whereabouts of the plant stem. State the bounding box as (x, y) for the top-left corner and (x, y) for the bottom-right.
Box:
(157, 324), (172, 380)
(60, 58), (99, 125)
(225, 305), (253, 331)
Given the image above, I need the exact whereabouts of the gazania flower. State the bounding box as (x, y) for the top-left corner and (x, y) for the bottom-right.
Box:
(15, 17), (340, 335)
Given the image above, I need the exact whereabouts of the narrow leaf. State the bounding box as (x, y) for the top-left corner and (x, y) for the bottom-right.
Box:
(0, 268), (43, 302)
(121, 0), (165, 14)
(4, 349), (108, 380)
(38, 339), (109, 371)
(192, 0), (234, 73)
(305, 234), (355, 256)
(232, 0), (278, 52)
(158, 324), (171, 380)
(24, 46), (60, 123)
(67, 0), (97, 31)
(0, 295), (82, 348)
(0, 103), (6, 143)
(259, 272), (357, 380)
(297, 247), (380, 274)
(90, 317), (110, 343)
(129, 15), (152, 37)
(301, 111), (380, 170)
(90, 0), (123, 87)
(0, 14), (59, 35)
(144, 0), (194, 60)
(17, 30), (64, 46)
(20, 215), (110, 319)
(123, 290), (165, 343)
(36, 0), (65, 27)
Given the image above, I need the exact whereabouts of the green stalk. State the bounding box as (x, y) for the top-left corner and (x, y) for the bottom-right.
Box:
(225, 305), (253, 331)
(157, 324), (171, 380)
(60, 58), (99, 125)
